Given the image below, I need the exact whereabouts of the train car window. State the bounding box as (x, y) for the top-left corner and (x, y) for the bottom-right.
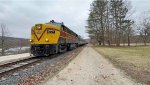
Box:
(68, 29), (70, 34)
(64, 27), (67, 32)
(65, 27), (69, 33)
(76, 34), (78, 37)
(61, 26), (63, 30)
(62, 25), (67, 32)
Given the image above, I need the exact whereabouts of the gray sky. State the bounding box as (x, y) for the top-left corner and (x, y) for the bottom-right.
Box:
(0, 0), (150, 39)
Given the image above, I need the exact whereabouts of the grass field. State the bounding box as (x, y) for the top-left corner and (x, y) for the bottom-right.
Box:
(94, 46), (150, 84)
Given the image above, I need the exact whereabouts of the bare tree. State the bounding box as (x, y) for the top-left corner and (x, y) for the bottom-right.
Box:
(138, 11), (150, 45)
(123, 20), (134, 46)
(0, 24), (10, 56)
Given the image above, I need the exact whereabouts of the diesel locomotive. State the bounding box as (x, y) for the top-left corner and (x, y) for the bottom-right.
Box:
(30, 20), (86, 56)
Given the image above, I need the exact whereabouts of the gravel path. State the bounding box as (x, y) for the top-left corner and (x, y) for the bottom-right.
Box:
(42, 46), (143, 85)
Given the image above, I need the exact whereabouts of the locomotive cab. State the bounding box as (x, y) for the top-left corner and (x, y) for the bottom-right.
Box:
(30, 21), (61, 56)
(30, 20), (79, 57)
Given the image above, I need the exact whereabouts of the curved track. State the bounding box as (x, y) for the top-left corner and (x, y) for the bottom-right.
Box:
(0, 58), (40, 77)
(0, 53), (62, 79)
(0, 46), (84, 85)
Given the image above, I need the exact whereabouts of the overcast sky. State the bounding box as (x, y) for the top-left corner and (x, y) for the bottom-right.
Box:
(0, 0), (150, 39)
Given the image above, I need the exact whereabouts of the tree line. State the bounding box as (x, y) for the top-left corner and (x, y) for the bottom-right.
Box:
(0, 24), (30, 56)
(87, 0), (150, 46)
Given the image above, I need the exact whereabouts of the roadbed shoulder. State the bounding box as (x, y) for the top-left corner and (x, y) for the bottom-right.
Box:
(0, 53), (31, 66)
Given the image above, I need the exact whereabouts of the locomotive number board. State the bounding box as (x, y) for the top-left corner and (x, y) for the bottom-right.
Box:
(47, 29), (55, 34)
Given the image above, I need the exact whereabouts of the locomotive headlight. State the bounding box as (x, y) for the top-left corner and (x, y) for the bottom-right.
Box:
(36, 24), (42, 30)
(45, 38), (49, 42)
(30, 39), (33, 42)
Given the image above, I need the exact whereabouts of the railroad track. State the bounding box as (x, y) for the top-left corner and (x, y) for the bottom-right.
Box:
(0, 46), (84, 84)
(0, 53), (61, 80)
(0, 46), (84, 77)
(0, 58), (41, 77)
(0, 47), (81, 76)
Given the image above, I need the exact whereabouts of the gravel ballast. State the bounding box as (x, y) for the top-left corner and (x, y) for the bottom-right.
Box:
(0, 47), (84, 85)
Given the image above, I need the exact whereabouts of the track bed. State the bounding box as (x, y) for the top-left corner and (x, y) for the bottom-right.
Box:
(0, 46), (84, 85)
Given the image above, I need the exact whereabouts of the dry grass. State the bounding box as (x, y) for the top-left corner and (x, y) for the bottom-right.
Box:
(94, 46), (150, 84)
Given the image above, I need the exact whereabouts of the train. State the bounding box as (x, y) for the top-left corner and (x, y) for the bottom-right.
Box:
(30, 20), (87, 56)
